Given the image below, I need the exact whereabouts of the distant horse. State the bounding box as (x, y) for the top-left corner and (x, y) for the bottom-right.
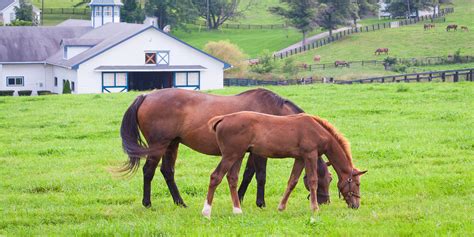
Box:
(461, 26), (469, 31)
(446, 24), (458, 31)
(335, 60), (350, 68)
(248, 59), (260, 66)
(313, 55), (321, 62)
(204, 112), (366, 219)
(424, 24), (435, 30)
(120, 88), (332, 209)
(375, 48), (389, 55)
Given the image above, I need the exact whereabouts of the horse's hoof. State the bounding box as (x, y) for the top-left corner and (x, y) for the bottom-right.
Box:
(256, 201), (266, 208)
(278, 204), (286, 211)
(202, 202), (212, 219)
(233, 207), (243, 214)
(175, 201), (188, 208)
(142, 200), (152, 208)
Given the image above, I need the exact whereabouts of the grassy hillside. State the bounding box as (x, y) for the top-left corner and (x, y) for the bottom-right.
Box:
(31, 0), (86, 8)
(1, 83), (473, 235)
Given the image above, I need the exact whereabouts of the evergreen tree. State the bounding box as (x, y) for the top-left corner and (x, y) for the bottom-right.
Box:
(145, 0), (198, 29)
(269, 0), (318, 45)
(14, 0), (33, 22)
(121, 0), (145, 23)
(63, 80), (71, 94)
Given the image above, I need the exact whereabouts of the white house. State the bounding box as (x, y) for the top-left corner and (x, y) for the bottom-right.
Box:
(0, 0), (230, 95)
(0, 0), (40, 25)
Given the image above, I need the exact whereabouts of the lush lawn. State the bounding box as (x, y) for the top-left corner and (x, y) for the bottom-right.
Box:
(0, 83), (473, 235)
(42, 13), (88, 26)
(31, 0), (86, 8)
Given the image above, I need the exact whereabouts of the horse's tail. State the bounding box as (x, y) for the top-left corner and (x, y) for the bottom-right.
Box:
(208, 115), (226, 133)
(118, 94), (148, 174)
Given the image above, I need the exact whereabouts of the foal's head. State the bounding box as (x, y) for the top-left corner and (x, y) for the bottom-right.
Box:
(304, 158), (332, 204)
(338, 168), (367, 209)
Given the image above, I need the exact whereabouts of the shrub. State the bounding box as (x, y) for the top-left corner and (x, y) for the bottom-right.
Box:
(392, 64), (407, 73)
(18, 90), (32, 96)
(383, 57), (398, 70)
(7, 20), (33, 26)
(453, 49), (462, 63)
(250, 50), (275, 74)
(204, 40), (247, 77)
(0, 90), (15, 96)
(63, 80), (71, 94)
(281, 58), (299, 79)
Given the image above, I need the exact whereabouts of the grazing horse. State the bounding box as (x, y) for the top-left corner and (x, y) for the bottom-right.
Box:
(446, 24), (458, 31)
(313, 55), (321, 62)
(375, 48), (389, 55)
(461, 26), (469, 31)
(335, 60), (350, 68)
(203, 112), (366, 219)
(424, 24), (435, 30)
(120, 88), (332, 209)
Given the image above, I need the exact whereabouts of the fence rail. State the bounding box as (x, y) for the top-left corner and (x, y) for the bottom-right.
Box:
(224, 68), (473, 87)
(274, 8), (454, 60)
(192, 21), (288, 29)
(298, 55), (474, 71)
(42, 8), (90, 15)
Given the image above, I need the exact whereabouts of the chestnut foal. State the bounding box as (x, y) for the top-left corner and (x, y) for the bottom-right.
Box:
(203, 112), (366, 219)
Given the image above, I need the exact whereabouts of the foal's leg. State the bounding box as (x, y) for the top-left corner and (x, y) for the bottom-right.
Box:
(227, 158), (243, 214)
(278, 159), (305, 211)
(142, 156), (162, 208)
(303, 154), (320, 221)
(254, 155), (268, 208)
(160, 141), (187, 207)
(237, 153), (256, 204)
(202, 154), (241, 219)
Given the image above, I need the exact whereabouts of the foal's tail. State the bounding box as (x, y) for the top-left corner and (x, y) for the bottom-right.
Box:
(118, 94), (148, 175)
(208, 115), (225, 133)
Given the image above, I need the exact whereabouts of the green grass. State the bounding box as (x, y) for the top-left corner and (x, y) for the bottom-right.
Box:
(42, 13), (88, 26)
(290, 0), (474, 64)
(31, 0), (87, 8)
(0, 83), (473, 235)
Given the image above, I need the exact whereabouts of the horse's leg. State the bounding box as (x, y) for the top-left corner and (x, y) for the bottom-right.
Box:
(303, 155), (320, 221)
(142, 156), (162, 208)
(278, 159), (304, 211)
(227, 158), (243, 214)
(202, 154), (241, 219)
(254, 155), (268, 208)
(237, 153), (256, 204)
(160, 140), (187, 207)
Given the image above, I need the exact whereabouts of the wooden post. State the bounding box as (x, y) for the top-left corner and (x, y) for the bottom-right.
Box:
(404, 75), (408, 82)
(441, 72), (446, 82)
(389, 22), (391, 28)
(470, 69), (474, 81)
(454, 71), (459, 82)
(416, 74), (420, 82)
(429, 73), (432, 82)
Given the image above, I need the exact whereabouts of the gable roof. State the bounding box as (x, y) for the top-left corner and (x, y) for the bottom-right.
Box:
(0, 0), (14, 11)
(89, 0), (123, 6)
(0, 26), (92, 62)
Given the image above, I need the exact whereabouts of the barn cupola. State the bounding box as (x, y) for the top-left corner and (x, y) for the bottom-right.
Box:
(90, 0), (123, 28)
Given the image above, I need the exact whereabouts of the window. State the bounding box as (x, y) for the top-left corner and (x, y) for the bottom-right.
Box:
(6, 76), (23, 87)
(71, 81), (75, 91)
(95, 8), (101, 16)
(115, 73), (127, 86)
(145, 52), (156, 64)
(156, 51), (169, 65)
(54, 77), (58, 87)
(175, 72), (200, 87)
(10, 12), (15, 21)
(105, 6), (112, 16)
(103, 73), (127, 87)
(114, 7), (119, 16)
(103, 73), (115, 86)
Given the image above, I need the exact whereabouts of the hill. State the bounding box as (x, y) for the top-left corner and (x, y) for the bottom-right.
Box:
(0, 83), (472, 235)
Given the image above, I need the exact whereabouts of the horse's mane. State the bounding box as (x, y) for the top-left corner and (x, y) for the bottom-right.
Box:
(311, 116), (354, 167)
(237, 88), (304, 113)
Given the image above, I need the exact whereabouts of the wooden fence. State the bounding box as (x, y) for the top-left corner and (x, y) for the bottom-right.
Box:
(42, 8), (90, 15)
(274, 8), (454, 60)
(224, 68), (473, 87)
(192, 21), (288, 29)
(298, 55), (474, 71)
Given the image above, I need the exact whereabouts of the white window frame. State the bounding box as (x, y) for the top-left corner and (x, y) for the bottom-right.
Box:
(6, 76), (24, 87)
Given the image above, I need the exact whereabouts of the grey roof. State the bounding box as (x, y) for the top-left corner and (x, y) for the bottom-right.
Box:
(0, 0), (14, 11)
(0, 26), (92, 62)
(95, 65), (207, 71)
(62, 38), (102, 46)
(57, 19), (92, 27)
(89, 0), (123, 6)
(47, 23), (148, 68)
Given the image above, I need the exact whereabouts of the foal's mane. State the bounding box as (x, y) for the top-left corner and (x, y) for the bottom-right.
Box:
(311, 116), (354, 167)
(237, 88), (304, 113)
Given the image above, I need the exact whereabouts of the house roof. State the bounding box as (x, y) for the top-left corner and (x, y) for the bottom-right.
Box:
(89, 0), (123, 6)
(95, 65), (207, 72)
(57, 19), (92, 27)
(0, 0), (14, 11)
(0, 26), (92, 62)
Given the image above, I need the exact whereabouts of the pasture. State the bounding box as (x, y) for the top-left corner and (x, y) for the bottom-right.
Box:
(0, 83), (472, 235)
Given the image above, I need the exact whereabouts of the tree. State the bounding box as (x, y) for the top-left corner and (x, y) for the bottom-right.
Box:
(14, 0), (33, 22)
(145, 0), (198, 29)
(63, 80), (71, 94)
(384, 0), (433, 18)
(193, 0), (251, 30)
(269, 0), (318, 45)
(121, 0), (145, 23)
(313, 0), (352, 36)
(350, 0), (379, 26)
(204, 40), (247, 77)
(250, 50), (275, 74)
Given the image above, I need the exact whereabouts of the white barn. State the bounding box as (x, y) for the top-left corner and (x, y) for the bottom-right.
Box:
(0, 0), (41, 25)
(0, 0), (230, 95)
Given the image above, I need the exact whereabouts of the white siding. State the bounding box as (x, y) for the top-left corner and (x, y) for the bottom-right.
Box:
(51, 66), (78, 94)
(77, 28), (225, 94)
(66, 46), (92, 60)
(0, 2), (16, 24)
(0, 64), (48, 95)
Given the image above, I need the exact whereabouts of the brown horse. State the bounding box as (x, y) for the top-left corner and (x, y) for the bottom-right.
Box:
(461, 26), (469, 31)
(335, 60), (350, 68)
(120, 88), (332, 209)
(446, 24), (458, 31)
(424, 23), (435, 30)
(203, 112), (366, 219)
(375, 48), (389, 55)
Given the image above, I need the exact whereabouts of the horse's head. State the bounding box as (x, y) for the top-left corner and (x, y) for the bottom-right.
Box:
(304, 159), (332, 204)
(338, 168), (367, 209)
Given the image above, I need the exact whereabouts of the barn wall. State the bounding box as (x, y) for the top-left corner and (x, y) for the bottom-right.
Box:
(77, 28), (225, 94)
(0, 64), (49, 95)
(1, 2), (16, 24)
(51, 66), (77, 94)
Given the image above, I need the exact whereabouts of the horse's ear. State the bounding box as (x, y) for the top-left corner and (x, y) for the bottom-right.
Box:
(326, 161), (332, 166)
(355, 170), (368, 176)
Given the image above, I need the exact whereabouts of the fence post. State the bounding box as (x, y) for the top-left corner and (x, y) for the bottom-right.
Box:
(441, 72), (446, 82)
(454, 71), (459, 82)
(366, 26), (369, 32)
(416, 74), (420, 82)
(389, 22), (391, 28)
(470, 69), (474, 81)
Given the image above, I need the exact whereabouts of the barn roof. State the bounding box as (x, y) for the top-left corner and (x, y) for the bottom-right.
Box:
(89, 0), (123, 6)
(0, 26), (92, 63)
(0, 0), (14, 11)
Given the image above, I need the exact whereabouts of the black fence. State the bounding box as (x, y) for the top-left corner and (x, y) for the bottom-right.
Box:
(224, 77), (316, 87)
(42, 8), (90, 15)
(298, 55), (474, 71)
(193, 21), (288, 29)
(336, 68), (474, 84)
(274, 8), (454, 60)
